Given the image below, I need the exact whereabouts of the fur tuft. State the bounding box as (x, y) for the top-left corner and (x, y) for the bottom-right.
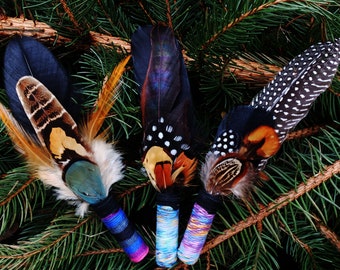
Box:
(200, 152), (216, 189)
(37, 164), (90, 217)
(91, 138), (124, 194)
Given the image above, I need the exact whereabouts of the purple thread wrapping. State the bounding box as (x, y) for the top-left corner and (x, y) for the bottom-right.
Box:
(156, 204), (179, 267)
(101, 208), (149, 263)
(177, 202), (215, 265)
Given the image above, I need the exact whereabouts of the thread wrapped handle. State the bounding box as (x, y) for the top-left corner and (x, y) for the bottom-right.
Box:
(156, 189), (180, 267)
(178, 190), (221, 265)
(92, 195), (149, 263)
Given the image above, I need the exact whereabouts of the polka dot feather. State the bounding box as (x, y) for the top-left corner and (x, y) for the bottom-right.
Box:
(251, 38), (340, 143)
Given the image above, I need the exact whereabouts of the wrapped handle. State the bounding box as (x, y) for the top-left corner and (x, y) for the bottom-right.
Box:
(155, 189), (180, 267)
(177, 190), (221, 265)
(92, 195), (149, 263)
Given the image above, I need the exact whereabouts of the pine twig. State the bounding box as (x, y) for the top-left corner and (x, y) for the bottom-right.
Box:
(0, 17), (130, 52)
(314, 217), (340, 252)
(1, 17), (281, 82)
(202, 0), (293, 50)
(200, 160), (340, 254)
(0, 217), (91, 259)
(76, 247), (124, 257)
(286, 125), (325, 140)
(0, 175), (36, 207)
(0, 16), (72, 44)
(226, 58), (282, 84)
(59, 0), (81, 32)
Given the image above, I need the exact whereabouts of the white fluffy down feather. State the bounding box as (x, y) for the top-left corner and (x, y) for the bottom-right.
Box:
(38, 138), (124, 217)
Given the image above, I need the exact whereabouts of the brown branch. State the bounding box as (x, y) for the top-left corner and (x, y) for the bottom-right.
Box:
(89, 30), (131, 52)
(314, 217), (340, 252)
(59, 0), (81, 31)
(0, 17), (283, 83)
(202, 0), (293, 50)
(0, 17), (72, 44)
(76, 247), (123, 257)
(117, 181), (151, 199)
(286, 125), (325, 140)
(0, 175), (36, 207)
(0, 17), (131, 51)
(227, 58), (282, 84)
(166, 0), (173, 29)
(137, 0), (155, 25)
(200, 160), (340, 254)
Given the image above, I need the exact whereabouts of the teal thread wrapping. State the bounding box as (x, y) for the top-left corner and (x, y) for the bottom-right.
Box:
(156, 204), (179, 267)
(155, 189), (180, 267)
(177, 190), (221, 265)
(92, 195), (149, 263)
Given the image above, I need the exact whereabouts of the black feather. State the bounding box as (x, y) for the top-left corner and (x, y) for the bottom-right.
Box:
(3, 36), (75, 135)
(251, 39), (340, 142)
(132, 25), (196, 158)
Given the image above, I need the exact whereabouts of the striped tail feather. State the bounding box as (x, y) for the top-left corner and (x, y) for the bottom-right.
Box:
(3, 36), (76, 136)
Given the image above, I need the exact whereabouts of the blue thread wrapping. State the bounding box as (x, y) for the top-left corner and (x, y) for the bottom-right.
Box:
(178, 190), (221, 265)
(92, 195), (149, 263)
(156, 189), (180, 267)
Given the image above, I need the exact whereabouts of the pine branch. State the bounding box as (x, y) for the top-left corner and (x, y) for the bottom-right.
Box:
(0, 17), (130, 52)
(202, 0), (294, 50)
(0, 216), (90, 260)
(59, 0), (81, 32)
(314, 216), (340, 251)
(0, 16), (282, 83)
(0, 175), (36, 207)
(202, 160), (340, 254)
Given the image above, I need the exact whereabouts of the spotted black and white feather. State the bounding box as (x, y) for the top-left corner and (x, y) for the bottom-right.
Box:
(132, 24), (198, 191)
(132, 24), (199, 267)
(251, 38), (340, 143)
(201, 38), (340, 197)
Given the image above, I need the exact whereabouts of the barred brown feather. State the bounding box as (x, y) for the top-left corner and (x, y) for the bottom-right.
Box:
(16, 76), (92, 166)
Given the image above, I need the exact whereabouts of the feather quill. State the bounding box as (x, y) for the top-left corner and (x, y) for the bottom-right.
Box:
(1, 37), (149, 262)
(132, 24), (198, 267)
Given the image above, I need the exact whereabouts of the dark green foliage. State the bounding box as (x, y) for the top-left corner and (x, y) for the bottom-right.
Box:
(0, 0), (339, 269)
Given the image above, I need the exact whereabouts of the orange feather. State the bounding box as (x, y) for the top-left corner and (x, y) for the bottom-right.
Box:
(0, 104), (51, 167)
(83, 55), (131, 140)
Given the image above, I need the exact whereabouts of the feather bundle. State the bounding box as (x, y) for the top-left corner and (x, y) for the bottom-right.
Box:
(1, 37), (128, 215)
(0, 37), (149, 262)
(132, 24), (198, 267)
(178, 38), (340, 265)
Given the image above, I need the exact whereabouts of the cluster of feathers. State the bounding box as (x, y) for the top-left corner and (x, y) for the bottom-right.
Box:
(0, 37), (128, 216)
(1, 27), (340, 218)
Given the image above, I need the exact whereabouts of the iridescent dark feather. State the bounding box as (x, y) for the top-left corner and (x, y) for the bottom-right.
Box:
(3, 36), (76, 136)
(132, 25), (197, 190)
(132, 24), (198, 267)
(201, 39), (340, 197)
